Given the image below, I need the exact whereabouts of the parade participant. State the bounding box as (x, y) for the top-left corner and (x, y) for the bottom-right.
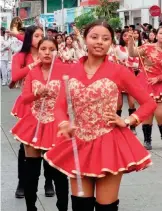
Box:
(5, 16), (25, 42)
(44, 20), (157, 211)
(72, 26), (87, 59)
(0, 27), (10, 86)
(148, 31), (157, 43)
(115, 29), (140, 134)
(56, 34), (65, 59)
(133, 29), (142, 47)
(114, 28), (121, 45)
(46, 28), (54, 39)
(10, 25), (55, 199)
(56, 34), (65, 49)
(59, 35), (78, 63)
(53, 29), (58, 38)
(11, 38), (69, 211)
(129, 25), (135, 32)
(0, 18), (24, 86)
(128, 26), (162, 150)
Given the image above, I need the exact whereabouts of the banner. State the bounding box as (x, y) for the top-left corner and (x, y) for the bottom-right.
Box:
(80, 0), (119, 6)
(80, 0), (100, 6)
(40, 13), (55, 28)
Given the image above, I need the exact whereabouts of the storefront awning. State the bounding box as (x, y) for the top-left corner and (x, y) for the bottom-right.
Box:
(117, 7), (149, 13)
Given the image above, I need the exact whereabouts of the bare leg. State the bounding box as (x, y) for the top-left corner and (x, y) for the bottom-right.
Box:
(96, 173), (123, 204)
(70, 177), (95, 211)
(70, 177), (95, 197)
(127, 95), (135, 109)
(24, 145), (41, 157)
(154, 103), (162, 125)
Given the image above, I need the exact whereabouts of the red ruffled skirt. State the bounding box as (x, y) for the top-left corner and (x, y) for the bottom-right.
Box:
(137, 72), (162, 102)
(44, 127), (152, 178)
(11, 95), (30, 119)
(11, 113), (58, 150)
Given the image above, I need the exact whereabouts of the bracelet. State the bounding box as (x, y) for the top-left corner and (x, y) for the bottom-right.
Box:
(131, 114), (140, 125)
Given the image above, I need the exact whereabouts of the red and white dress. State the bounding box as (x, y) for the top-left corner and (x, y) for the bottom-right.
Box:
(137, 43), (162, 102)
(115, 45), (139, 73)
(44, 56), (157, 178)
(60, 47), (78, 64)
(11, 53), (35, 119)
(11, 63), (69, 150)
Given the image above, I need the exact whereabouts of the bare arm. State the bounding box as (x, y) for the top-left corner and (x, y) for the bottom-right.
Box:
(128, 33), (145, 58)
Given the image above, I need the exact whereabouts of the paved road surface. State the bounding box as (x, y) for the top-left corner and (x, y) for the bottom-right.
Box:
(1, 86), (162, 211)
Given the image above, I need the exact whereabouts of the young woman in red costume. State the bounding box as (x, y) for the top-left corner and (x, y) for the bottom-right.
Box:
(44, 20), (157, 211)
(115, 29), (140, 135)
(11, 25), (43, 118)
(11, 38), (69, 211)
(11, 26), (55, 199)
(128, 26), (162, 150)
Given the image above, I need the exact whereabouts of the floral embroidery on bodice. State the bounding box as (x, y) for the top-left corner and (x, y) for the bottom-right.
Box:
(141, 44), (162, 77)
(31, 80), (60, 124)
(69, 78), (119, 141)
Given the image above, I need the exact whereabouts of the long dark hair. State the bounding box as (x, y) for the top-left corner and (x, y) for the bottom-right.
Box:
(83, 20), (114, 40)
(55, 34), (63, 44)
(133, 29), (142, 46)
(20, 25), (43, 53)
(157, 26), (162, 34)
(65, 35), (73, 47)
(119, 29), (128, 47)
(148, 31), (157, 43)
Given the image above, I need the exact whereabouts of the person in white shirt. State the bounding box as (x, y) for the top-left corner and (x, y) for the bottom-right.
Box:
(7, 34), (23, 82)
(0, 28), (23, 85)
(60, 35), (78, 63)
(0, 27), (9, 86)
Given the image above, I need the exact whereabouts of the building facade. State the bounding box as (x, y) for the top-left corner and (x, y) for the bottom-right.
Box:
(118, 0), (162, 28)
(44, 0), (78, 13)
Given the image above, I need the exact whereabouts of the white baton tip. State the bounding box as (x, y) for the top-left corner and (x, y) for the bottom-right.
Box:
(78, 191), (84, 197)
(62, 75), (69, 80)
(32, 137), (37, 143)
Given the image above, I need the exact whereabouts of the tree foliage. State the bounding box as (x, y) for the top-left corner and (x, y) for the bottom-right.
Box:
(74, 12), (96, 29)
(74, 0), (121, 30)
(108, 17), (122, 30)
(94, 0), (120, 20)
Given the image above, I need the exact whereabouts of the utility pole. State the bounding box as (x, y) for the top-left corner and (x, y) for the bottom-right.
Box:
(61, 0), (64, 32)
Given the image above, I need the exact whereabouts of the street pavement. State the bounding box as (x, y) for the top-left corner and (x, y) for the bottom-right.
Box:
(1, 86), (162, 211)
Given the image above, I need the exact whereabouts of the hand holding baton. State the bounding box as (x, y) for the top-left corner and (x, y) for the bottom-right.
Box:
(32, 51), (57, 143)
(63, 74), (84, 197)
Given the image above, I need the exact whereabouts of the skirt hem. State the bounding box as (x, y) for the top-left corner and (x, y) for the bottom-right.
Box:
(11, 132), (54, 150)
(44, 153), (152, 178)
